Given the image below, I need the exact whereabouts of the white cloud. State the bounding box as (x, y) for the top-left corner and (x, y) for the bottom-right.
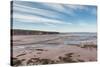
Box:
(13, 3), (60, 18)
(42, 3), (66, 12)
(13, 12), (68, 24)
(42, 3), (75, 16)
(66, 5), (87, 10)
(13, 3), (73, 26)
(42, 3), (90, 16)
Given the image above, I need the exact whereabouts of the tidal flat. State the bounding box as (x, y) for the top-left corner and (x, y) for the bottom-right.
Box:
(11, 33), (97, 66)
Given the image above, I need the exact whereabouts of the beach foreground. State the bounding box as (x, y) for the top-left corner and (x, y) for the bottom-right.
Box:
(11, 33), (97, 66)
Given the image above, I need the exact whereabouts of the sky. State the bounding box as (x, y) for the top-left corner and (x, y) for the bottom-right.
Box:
(12, 1), (97, 32)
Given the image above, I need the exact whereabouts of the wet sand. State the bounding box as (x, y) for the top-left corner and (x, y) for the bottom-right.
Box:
(12, 34), (97, 66)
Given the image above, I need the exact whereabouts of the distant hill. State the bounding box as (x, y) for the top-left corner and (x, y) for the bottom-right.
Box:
(11, 29), (59, 35)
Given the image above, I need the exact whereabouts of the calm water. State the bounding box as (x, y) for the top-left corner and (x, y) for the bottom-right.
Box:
(63, 33), (97, 45)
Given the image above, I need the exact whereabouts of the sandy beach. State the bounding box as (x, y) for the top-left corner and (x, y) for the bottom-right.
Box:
(12, 34), (97, 66)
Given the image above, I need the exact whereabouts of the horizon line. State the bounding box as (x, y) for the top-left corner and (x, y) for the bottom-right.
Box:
(11, 28), (97, 33)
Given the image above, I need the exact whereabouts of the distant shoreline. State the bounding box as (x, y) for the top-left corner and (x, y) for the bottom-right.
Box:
(11, 29), (97, 35)
(11, 29), (59, 35)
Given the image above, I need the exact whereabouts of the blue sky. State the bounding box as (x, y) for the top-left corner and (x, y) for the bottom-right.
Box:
(12, 1), (97, 32)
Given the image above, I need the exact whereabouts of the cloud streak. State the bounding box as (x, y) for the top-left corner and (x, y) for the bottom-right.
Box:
(13, 13), (66, 24)
(13, 2), (74, 27)
(13, 3), (61, 19)
(12, 1), (97, 32)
